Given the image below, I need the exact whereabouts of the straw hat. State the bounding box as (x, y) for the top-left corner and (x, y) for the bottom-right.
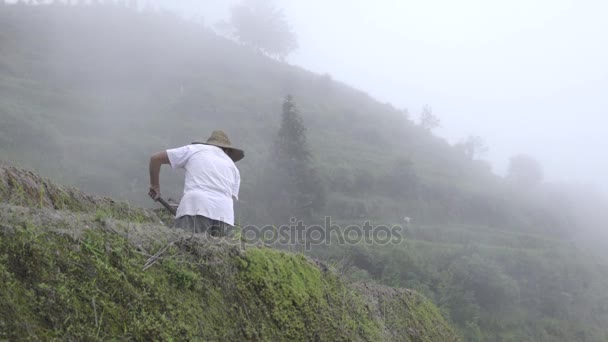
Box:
(192, 130), (244, 162)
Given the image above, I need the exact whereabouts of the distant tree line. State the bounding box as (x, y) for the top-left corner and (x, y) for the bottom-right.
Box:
(4, 0), (299, 61)
(226, 0), (298, 60)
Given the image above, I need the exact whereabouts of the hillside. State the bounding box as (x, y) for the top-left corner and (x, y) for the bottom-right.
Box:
(0, 2), (525, 228)
(0, 162), (459, 341)
(2, 2), (608, 341)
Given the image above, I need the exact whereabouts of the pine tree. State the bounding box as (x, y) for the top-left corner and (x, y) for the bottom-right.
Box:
(268, 95), (325, 221)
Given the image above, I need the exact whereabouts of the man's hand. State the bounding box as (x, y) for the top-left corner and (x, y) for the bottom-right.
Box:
(149, 151), (170, 202)
(148, 186), (161, 201)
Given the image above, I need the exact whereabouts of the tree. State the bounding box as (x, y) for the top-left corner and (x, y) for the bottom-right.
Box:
(419, 105), (440, 131)
(229, 0), (298, 60)
(455, 135), (488, 160)
(507, 154), (543, 188)
(268, 95), (325, 221)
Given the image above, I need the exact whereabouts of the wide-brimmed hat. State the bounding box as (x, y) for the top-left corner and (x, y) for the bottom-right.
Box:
(192, 130), (244, 162)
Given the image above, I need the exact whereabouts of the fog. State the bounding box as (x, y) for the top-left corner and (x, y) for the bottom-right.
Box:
(154, 0), (608, 191)
(3, 2), (608, 339)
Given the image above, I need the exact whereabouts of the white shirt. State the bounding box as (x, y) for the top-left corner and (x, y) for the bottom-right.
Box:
(166, 144), (240, 225)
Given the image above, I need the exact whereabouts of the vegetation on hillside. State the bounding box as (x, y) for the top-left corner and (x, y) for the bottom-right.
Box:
(0, 1), (514, 227)
(0, 163), (458, 341)
(224, 0), (298, 60)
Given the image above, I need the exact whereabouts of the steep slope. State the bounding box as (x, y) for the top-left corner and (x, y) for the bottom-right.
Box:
(0, 162), (459, 341)
(0, 3), (515, 227)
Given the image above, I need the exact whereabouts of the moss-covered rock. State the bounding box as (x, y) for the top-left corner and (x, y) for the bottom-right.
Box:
(0, 163), (459, 341)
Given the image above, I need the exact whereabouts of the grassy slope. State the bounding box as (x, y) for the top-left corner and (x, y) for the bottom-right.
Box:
(0, 163), (458, 341)
(308, 222), (608, 341)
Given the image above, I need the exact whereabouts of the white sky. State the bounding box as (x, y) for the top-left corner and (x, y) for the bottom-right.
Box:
(156, 0), (608, 188)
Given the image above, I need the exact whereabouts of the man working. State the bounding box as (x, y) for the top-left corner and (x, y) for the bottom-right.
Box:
(148, 130), (244, 236)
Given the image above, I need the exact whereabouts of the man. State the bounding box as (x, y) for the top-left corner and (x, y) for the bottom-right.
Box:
(148, 130), (244, 236)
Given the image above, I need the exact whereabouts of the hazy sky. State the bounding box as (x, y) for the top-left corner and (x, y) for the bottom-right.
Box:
(154, 0), (607, 189)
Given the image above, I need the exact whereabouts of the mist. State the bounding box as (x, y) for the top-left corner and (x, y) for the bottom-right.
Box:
(154, 0), (608, 191)
(2, 1), (608, 340)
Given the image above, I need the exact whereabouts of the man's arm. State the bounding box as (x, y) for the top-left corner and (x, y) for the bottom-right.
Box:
(232, 166), (241, 202)
(148, 151), (170, 200)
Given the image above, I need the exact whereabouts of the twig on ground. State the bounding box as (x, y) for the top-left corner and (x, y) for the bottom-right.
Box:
(142, 240), (175, 271)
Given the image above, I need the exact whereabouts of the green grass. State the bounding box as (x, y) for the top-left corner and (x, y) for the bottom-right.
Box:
(305, 222), (608, 341)
(0, 222), (458, 341)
